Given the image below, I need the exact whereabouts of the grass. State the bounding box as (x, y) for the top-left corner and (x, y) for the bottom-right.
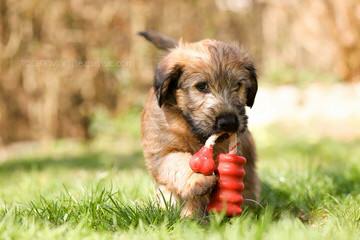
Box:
(0, 119), (359, 239)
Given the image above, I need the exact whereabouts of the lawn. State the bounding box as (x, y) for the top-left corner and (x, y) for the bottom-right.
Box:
(0, 114), (359, 239)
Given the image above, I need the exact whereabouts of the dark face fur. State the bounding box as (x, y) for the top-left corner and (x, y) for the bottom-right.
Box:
(154, 40), (257, 142)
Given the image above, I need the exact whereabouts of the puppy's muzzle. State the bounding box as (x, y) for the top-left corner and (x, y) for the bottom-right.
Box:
(215, 113), (239, 132)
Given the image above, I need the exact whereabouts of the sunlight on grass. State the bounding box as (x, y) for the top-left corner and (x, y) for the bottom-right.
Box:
(0, 117), (359, 239)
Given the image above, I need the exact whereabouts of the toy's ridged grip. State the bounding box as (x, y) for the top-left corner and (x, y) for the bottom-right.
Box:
(207, 153), (246, 216)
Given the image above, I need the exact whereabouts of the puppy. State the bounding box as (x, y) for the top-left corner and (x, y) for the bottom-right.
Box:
(139, 31), (260, 217)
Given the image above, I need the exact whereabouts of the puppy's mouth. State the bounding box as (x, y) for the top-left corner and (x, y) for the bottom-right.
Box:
(195, 131), (228, 144)
(182, 113), (208, 143)
(183, 113), (235, 144)
(215, 133), (230, 143)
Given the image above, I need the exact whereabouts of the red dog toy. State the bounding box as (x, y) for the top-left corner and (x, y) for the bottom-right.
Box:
(190, 134), (246, 216)
(189, 134), (218, 176)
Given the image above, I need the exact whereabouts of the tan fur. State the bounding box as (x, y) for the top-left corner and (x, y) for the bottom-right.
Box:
(141, 37), (259, 217)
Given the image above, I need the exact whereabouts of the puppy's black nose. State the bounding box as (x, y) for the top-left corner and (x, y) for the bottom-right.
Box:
(215, 113), (239, 132)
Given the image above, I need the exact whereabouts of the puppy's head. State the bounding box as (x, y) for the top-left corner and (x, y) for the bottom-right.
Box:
(139, 31), (258, 142)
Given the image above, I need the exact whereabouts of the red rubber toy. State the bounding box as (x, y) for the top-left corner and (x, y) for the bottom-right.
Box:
(189, 134), (220, 176)
(189, 134), (246, 217)
(207, 152), (246, 216)
(189, 144), (215, 176)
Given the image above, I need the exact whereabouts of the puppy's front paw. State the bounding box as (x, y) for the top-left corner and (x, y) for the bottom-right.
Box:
(181, 173), (217, 199)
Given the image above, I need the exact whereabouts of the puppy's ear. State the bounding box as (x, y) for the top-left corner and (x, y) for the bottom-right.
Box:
(245, 64), (258, 108)
(138, 30), (178, 51)
(154, 62), (183, 107)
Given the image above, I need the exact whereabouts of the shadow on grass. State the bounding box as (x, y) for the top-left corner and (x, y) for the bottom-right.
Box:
(0, 151), (144, 174)
(322, 167), (360, 196)
(258, 166), (360, 221)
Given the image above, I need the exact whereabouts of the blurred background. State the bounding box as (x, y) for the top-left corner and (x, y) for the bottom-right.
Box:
(1, 1), (360, 236)
(0, 0), (359, 149)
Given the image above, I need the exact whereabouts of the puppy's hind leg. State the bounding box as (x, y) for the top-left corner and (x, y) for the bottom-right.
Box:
(238, 131), (261, 206)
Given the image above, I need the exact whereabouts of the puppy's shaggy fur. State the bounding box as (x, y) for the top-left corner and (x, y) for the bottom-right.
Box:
(139, 31), (260, 217)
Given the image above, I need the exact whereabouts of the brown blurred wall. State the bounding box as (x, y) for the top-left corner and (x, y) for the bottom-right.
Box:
(0, 0), (359, 144)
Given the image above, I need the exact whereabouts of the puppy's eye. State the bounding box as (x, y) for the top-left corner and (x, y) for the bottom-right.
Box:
(195, 82), (210, 93)
(234, 81), (242, 91)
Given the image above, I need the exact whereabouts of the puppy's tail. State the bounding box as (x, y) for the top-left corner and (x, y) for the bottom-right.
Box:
(138, 30), (178, 51)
